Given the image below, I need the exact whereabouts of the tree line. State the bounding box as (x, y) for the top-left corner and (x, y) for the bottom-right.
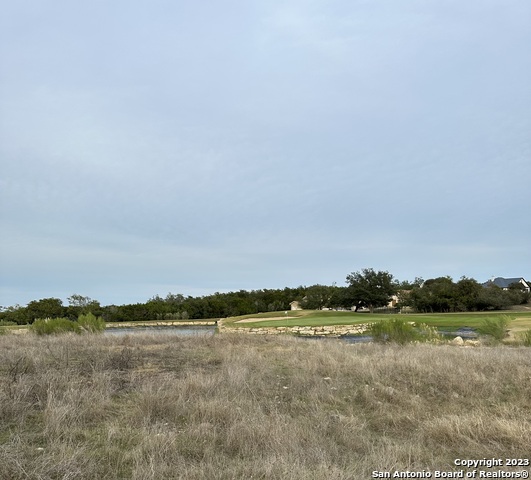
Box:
(1, 270), (529, 325)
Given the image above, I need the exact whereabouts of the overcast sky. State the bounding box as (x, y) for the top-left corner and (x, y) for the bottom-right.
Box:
(1, 1), (530, 307)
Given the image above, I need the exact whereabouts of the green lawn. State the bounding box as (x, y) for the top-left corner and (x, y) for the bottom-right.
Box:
(224, 309), (531, 331)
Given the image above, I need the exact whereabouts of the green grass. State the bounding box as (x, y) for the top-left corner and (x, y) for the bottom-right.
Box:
(224, 310), (531, 331)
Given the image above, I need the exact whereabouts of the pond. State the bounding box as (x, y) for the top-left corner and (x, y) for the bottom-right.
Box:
(302, 328), (478, 344)
(105, 325), (217, 337)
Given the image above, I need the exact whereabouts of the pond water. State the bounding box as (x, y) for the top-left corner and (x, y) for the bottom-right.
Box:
(438, 327), (478, 339)
(105, 326), (217, 336)
(303, 328), (478, 344)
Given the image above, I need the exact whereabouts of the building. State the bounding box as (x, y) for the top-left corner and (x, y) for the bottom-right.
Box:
(483, 277), (530, 293)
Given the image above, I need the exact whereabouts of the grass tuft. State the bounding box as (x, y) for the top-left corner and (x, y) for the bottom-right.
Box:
(515, 328), (531, 346)
(478, 315), (511, 341)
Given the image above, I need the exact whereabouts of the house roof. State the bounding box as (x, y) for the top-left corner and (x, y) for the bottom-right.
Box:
(488, 277), (529, 289)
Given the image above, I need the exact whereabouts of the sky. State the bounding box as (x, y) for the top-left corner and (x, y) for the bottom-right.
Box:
(1, 0), (530, 308)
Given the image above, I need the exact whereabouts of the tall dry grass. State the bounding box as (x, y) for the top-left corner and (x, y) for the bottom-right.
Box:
(0, 332), (530, 479)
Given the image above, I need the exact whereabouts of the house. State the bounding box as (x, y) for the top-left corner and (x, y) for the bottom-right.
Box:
(483, 277), (530, 293)
(289, 301), (302, 311)
(387, 295), (399, 308)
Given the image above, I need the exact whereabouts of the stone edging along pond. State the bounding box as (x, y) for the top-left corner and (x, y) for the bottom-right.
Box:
(217, 321), (482, 346)
(218, 322), (370, 337)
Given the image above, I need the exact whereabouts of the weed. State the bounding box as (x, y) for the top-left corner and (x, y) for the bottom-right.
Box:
(478, 315), (511, 341)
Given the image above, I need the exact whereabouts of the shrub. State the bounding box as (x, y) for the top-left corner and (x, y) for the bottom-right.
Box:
(78, 312), (105, 333)
(0, 320), (16, 326)
(369, 318), (442, 344)
(369, 317), (417, 344)
(30, 313), (105, 335)
(416, 323), (442, 343)
(31, 317), (82, 335)
(478, 315), (511, 341)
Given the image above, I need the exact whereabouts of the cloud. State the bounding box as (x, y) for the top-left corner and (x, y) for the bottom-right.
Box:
(1, 0), (530, 306)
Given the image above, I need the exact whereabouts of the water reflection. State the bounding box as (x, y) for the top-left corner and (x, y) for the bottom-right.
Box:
(105, 326), (216, 336)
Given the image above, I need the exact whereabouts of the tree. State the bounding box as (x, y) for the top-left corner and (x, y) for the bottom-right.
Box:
(67, 294), (100, 313)
(0, 304), (28, 325)
(455, 277), (482, 311)
(25, 298), (64, 323)
(301, 284), (336, 310)
(409, 277), (456, 313)
(65, 294), (101, 320)
(345, 268), (398, 312)
(507, 282), (530, 305)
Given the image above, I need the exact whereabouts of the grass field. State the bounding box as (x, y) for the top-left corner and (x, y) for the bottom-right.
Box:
(0, 333), (530, 479)
(223, 309), (531, 332)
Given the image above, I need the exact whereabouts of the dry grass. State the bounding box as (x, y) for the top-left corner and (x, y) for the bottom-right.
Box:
(0, 333), (530, 479)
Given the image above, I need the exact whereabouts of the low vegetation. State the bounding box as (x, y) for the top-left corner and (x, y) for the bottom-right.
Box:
(30, 313), (105, 335)
(369, 317), (441, 344)
(516, 328), (531, 346)
(0, 333), (530, 479)
(477, 315), (511, 342)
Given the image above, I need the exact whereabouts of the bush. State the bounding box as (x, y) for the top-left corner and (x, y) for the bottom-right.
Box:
(370, 317), (414, 344)
(77, 312), (105, 333)
(416, 323), (442, 343)
(30, 314), (106, 335)
(369, 317), (442, 344)
(478, 315), (511, 341)
(30, 317), (82, 335)
(0, 320), (16, 327)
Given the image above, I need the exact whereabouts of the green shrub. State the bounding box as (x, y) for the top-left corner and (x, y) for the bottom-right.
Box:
(30, 314), (105, 335)
(369, 317), (442, 344)
(369, 317), (417, 344)
(0, 320), (16, 327)
(31, 317), (82, 335)
(78, 312), (105, 333)
(515, 329), (531, 347)
(478, 315), (511, 341)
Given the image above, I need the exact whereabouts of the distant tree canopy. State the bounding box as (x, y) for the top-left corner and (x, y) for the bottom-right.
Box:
(402, 276), (530, 313)
(344, 268), (399, 312)
(1, 271), (529, 324)
(25, 298), (64, 322)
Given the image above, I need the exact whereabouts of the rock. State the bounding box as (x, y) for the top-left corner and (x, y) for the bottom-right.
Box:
(451, 336), (464, 346)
